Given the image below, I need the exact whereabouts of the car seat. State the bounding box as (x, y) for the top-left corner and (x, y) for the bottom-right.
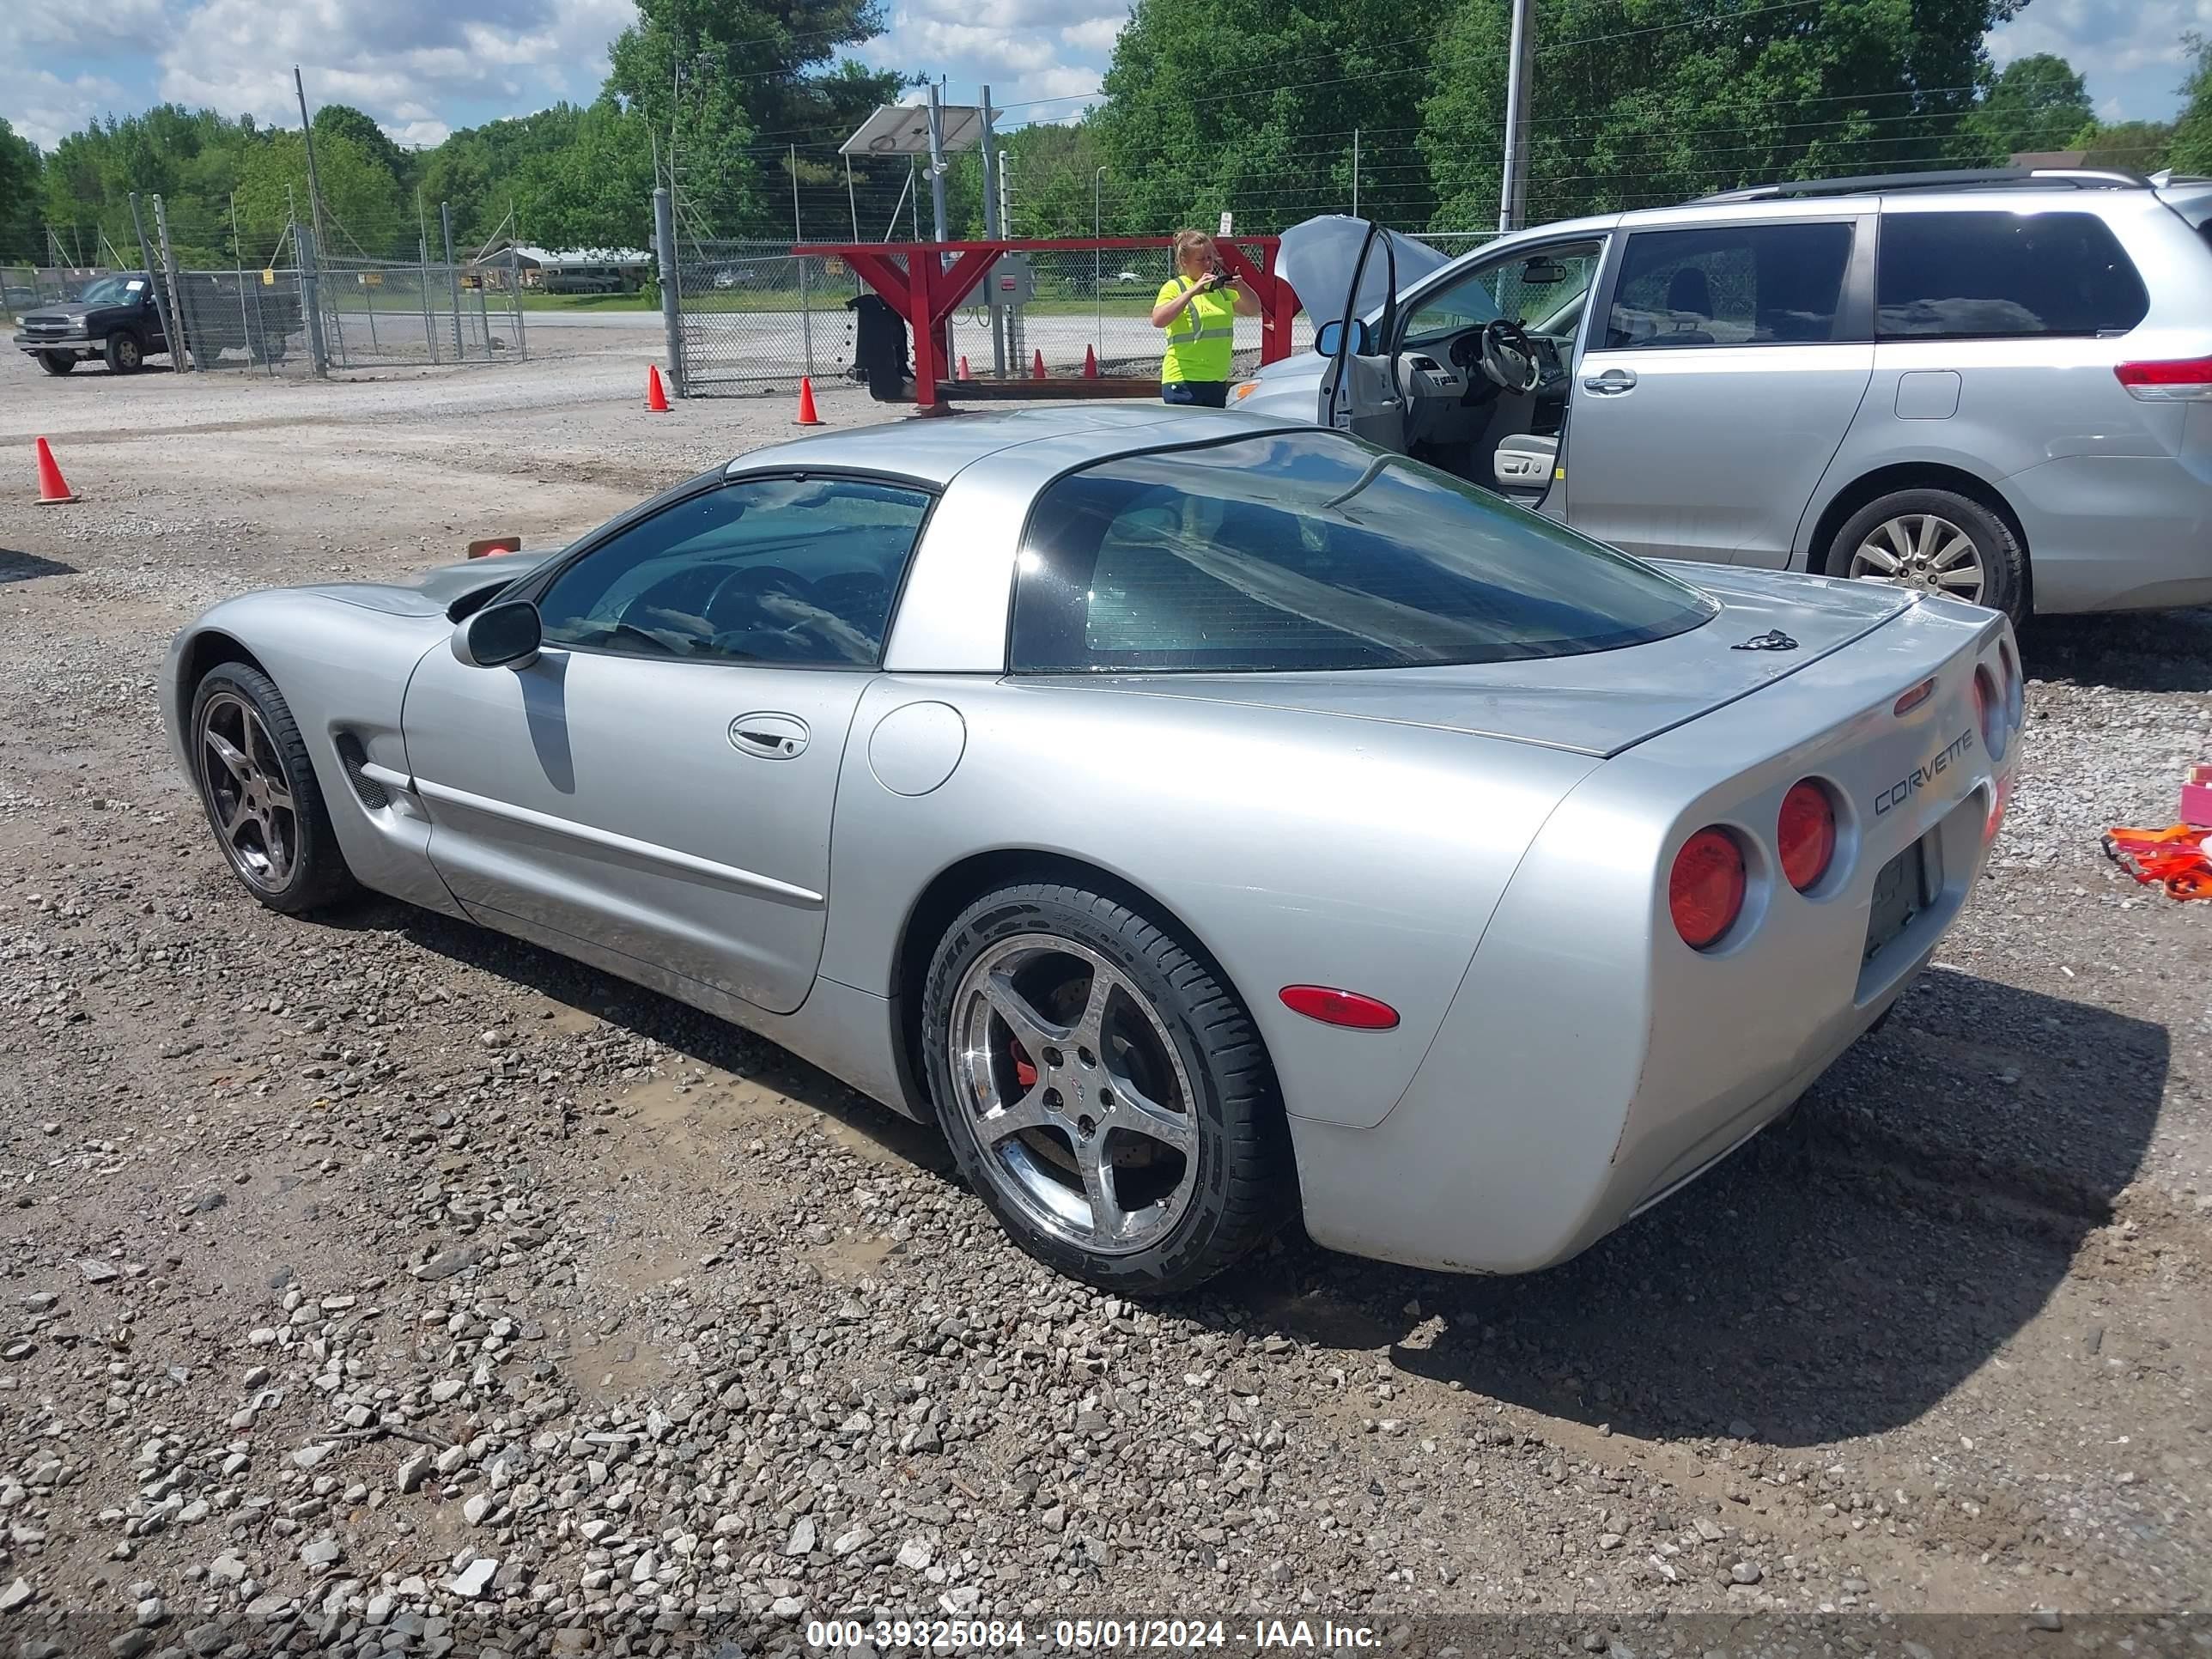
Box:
(1664, 266), (1716, 344)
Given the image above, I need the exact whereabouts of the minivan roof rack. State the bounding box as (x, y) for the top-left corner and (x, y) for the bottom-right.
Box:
(1694, 167), (2151, 204)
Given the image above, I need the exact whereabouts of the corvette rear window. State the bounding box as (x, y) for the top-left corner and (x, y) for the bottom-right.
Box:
(1011, 431), (1714, 673)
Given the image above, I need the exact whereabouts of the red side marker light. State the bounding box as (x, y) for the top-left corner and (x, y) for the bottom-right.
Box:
(1279, 985), (1401, 1030)
(1893, 678), (1935, 717)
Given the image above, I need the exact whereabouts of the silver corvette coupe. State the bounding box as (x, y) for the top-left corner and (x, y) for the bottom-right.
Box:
(163, 406), (2021, 1293)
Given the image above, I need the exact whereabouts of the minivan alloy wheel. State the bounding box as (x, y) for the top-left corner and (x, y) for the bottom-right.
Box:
(1847, 513), (1985, 603)
(950, 932), (1200, 1256)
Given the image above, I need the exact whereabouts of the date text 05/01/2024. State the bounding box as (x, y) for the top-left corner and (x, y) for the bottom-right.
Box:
(804, 1619), (1383, 1650)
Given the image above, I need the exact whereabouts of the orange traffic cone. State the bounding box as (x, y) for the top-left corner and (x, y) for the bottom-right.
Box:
(793, 377), (823, 427)
(1030, 349), (1047, 380)
(646, 365), (671, 412)
(1082, 344), (1099, 380)
(958, 355), (971, 380)
(33, 438), (77, 505)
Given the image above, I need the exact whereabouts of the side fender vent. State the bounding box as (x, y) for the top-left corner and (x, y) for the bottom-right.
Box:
(333, 732), (390, 810)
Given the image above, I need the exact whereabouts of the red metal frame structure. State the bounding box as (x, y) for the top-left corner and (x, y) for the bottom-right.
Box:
(793, 235), (1293, 412)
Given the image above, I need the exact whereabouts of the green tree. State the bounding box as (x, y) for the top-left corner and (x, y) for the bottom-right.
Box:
(1419, 0), (2024, 230)
(234, 129), (407, 257)
(1096, 0), (1451, 234)
(1966, 53), (2094, 158)
(0, 118), (41, 262)
(313, 104), (416, 196)
(2172, 33), (2212, 175)
(2069, 118), (2172, 173)
(608, 0), (911, 235)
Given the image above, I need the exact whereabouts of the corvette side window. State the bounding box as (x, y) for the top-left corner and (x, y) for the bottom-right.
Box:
(535, 477), (932, 667)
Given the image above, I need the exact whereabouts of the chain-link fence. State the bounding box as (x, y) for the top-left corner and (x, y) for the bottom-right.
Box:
(2, 266), (87, 325)
(668, 230), (1504, 398)
(313, 250), (528, 371)
(673, 242), (856, 392)
(161, 265), (312, 374)
(11, 202), (533, 380)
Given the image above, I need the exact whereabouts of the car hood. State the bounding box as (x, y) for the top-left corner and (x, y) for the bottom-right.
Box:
(301, 550), (558, 618)
(1277, 215), (1454, 326)
(1054, 567), (1923, 758)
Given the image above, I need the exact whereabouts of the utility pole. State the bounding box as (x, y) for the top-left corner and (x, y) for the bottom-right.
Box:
(1352, 128), (1361, 219)
(924, 81), (951, 246)
(1498, 0), (1534, 233)
(979, 85), (1006, 377)
(294, 67), (331, 261)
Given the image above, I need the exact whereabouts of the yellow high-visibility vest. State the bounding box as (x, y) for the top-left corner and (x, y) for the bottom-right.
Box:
(1157, 276), (1237, 382)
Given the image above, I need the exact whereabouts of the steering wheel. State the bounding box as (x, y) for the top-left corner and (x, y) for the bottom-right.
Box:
(1478, 319), (1541, 393)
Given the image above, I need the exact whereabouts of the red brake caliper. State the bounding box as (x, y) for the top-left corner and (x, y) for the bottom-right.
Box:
(1012, 1048), (1038, 1090)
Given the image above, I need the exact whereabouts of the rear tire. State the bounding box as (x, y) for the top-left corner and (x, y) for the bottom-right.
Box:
(37, 352), (75, 376)
(921, 882), (1291, 1295)
(104, 331), (144, 374)
(1826, 487), (2025, 623)
(187, 664), (360, 915)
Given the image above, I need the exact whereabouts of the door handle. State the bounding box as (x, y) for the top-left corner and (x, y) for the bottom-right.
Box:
(727, 712), (810, 759)
(1583, 368), (1638, 395)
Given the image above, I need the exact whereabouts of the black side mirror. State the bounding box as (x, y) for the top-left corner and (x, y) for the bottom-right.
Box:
(452, 599), (542, 669)
(1314, 317), (1373, 358)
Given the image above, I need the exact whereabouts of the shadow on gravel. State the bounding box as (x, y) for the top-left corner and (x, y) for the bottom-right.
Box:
(325, 898), (955, 1176)
(1233, 969), (2167, 1448)
(2024, 606), (2212, 693)
(0, 548), (77, 585)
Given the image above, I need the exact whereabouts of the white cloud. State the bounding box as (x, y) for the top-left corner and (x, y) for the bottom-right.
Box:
(1986, 0), (2210, 121)
(0, 64), (133, 150)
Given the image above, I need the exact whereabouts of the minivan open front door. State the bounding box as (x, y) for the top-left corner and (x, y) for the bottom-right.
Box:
(1279, 216), (1450, 453)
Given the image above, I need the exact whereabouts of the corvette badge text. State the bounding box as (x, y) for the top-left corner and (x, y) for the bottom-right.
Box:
(1875, 729), (1974, 817)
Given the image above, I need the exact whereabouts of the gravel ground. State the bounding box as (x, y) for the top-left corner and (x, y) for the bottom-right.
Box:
(0, 342), (2207, 1656)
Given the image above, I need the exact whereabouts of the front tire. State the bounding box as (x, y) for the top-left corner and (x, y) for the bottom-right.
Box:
(105, 331), (144, 374)
(37, 352), (76, 376)
(1826, 488), (2025, 621)
(187, 664), (360, 915)
(921, 882), (1291, 1295)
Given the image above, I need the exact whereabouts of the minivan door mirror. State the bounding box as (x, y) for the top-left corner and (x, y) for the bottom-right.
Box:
(452, 599), (543, 669)
(1314, 317), (1374, 358)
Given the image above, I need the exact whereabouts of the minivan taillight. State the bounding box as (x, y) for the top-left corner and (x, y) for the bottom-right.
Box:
(2115, 356), (2212, 402)
(1670, 828), (1747, 950)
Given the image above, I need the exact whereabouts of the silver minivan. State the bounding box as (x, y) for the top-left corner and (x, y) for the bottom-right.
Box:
(1236, 168), (2212, 621)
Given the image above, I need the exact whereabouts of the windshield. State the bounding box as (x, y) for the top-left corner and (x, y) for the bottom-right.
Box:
(1404, 241), (1604, 347)
(76, 276), (146, 307)
(1012, 430), (1715, 673)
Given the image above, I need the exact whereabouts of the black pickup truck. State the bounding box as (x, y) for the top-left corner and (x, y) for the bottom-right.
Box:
(13, 270), (303, 374)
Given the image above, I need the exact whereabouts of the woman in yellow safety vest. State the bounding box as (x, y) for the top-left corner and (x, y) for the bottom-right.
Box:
(1150, 228), (1259, 407)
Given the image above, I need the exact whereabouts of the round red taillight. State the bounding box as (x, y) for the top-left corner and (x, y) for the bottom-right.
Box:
(1777, 780), (1838, 891)
(1973, 666), (2004, 760)
(1670, 827), (1747, 950)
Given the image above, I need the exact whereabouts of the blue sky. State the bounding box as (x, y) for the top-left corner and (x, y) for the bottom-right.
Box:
(2, 0), (2203, 156)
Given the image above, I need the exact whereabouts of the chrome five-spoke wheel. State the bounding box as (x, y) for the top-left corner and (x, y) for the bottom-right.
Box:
(924, 881), (1291, 1293)
(197, 690), (300, 892)
(951, 933), (1199, 1255)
